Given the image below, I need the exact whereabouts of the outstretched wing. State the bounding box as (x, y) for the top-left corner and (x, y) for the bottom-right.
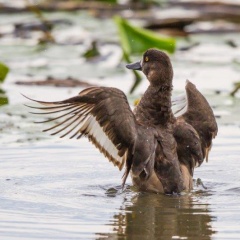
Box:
(173, 80), (218, 169)
(24, 87), (137, 171)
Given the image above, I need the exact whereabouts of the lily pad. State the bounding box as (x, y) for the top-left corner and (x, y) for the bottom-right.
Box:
(0, 62), (9, 83)
(114, 16), (176, 55)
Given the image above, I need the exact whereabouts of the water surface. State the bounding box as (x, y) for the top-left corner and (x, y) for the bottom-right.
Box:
(1, 125), (240, 239)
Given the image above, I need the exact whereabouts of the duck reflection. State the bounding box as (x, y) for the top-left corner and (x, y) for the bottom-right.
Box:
(97, 189), (216, 239)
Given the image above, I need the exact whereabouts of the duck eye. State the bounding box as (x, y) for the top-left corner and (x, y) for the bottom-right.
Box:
(145, 56), (149, 62)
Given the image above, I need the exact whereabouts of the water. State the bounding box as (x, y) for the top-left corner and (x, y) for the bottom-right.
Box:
(1, 9), (240, 240)
(0, 125), (240, 239)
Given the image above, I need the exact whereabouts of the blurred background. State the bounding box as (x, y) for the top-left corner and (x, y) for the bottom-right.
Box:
(0, 0), (240, 239)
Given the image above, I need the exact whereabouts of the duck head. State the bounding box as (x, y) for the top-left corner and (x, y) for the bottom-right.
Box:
(126, 49), (173, 86)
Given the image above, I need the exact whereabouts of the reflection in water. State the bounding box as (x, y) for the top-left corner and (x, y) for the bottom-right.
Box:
(0, 89), (8, 106)
(97, 189), (216, 239)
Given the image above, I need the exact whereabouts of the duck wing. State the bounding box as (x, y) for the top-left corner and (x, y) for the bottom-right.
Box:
(173, 81), (218, 171)
(172, 93), (188, 118)
(24, 87), (137, 172)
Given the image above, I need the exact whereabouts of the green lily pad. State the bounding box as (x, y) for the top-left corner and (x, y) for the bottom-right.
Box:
(114, 16), (176, 55)
(0, 62), (9, 83)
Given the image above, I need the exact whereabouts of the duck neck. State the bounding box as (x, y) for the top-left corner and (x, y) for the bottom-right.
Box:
(135, 83), (175, 126)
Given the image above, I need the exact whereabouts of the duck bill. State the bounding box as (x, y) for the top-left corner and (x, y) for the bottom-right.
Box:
(126, 61), (142, 71)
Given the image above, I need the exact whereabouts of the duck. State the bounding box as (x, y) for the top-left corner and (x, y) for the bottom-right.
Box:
(25, 49), (218, 194)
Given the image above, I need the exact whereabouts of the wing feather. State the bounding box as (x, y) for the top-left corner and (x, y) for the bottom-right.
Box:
(172, 93), (188, 117)
(25, 87), (137, 170)
(174, 81), (218, 170)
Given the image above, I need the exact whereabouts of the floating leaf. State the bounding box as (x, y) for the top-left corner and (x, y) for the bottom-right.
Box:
(0, 89), (8, 106)
(0, 62), (9, 83)
(114, 16), (176, 55)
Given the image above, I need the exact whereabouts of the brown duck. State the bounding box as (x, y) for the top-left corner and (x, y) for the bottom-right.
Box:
(25, 49), (218, 194)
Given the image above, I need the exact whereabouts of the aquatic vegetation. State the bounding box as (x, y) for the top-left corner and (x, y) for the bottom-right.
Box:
(230, 82), (240, 96)
(82, 41), (101, 59)
(25, 0), (55, 43)
(114, 16), (176, 55)
(0, 89), (8, 106)
(0, 62), (9, 106)
(0, 62), (9, 83)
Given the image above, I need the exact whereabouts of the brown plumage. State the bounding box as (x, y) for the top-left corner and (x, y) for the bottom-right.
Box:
(24, 49), (218, 194)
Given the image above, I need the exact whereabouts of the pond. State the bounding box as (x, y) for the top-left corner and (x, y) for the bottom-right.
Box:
(1, 8), (240, 240)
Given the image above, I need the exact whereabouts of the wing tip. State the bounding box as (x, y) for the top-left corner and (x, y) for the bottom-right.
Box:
(185, 79), (194, 87)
